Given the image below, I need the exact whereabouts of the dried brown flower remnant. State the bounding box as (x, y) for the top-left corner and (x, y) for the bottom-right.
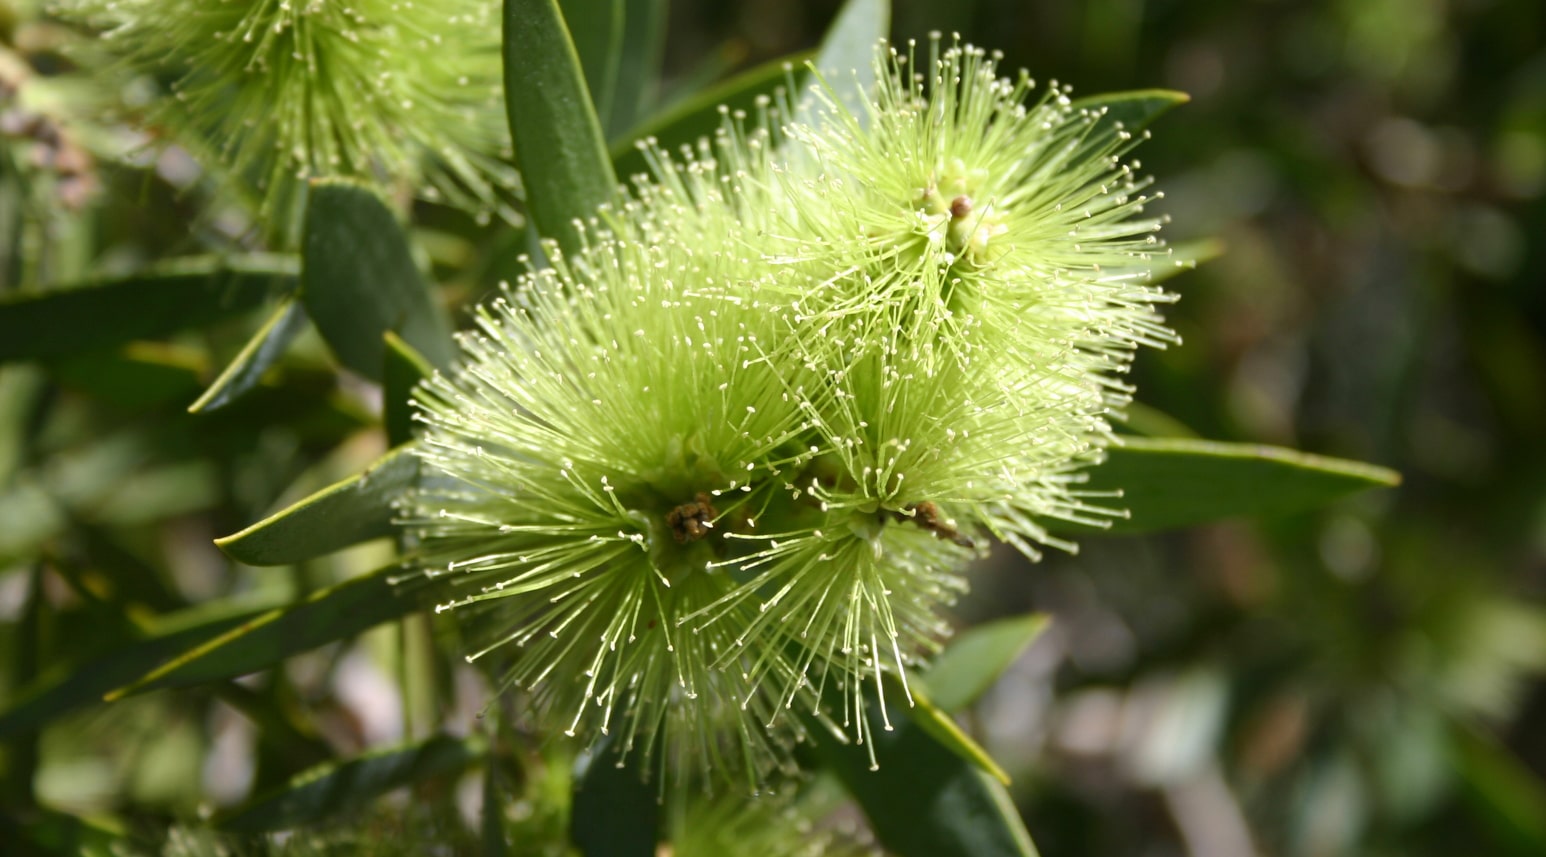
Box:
(667, 493), (719, 543)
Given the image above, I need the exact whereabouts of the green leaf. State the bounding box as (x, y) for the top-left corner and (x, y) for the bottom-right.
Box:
(504, 0), (619, 255)
(1070, 88), (1190, 137)
(0, 600), (270, 739)
(218, 734), (484, 833)
(924, 614), (1050, 712)
(1451, 725), (1546, 856)
(1060, 437), (1401, 535)
(384, 332), (435, 448)
(605, 0), (667, 139)
(611, 51), (812, 181)
(0, 255), (295, 363)
(903, 678), (1011, 786)
(810, 698), (1039, 857)
(570, 736), (659, 857)
(301, 181), (455, 381)
(800, 0), (890, 123)
(559, 0), (624, 132)
(48, 343), (206, 409)
(215, 445), (418, 567)
(189, 298), (309, 412)
(108, 565), (430, 697)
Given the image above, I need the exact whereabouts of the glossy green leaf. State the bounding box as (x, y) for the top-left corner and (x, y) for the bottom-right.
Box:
(1059, 437), (1401, 535)
(559, 0), (624, 131)
(810, 697), (1038, 857)
(924, 613), (1050, 712)
(504, 0), (619, 255)
(0, 255), (295, 362)
(605, 0), (667, 138)
(801, 0), (890, 123)
(611, 51), (811, 181)
(109, 565), (430, 697)
(384, 332), (435, 448)
(301, 181), (454, 381)
(0, 600), (269, 739)
(1070, 88), (1190, 137)
(219, 734), (484, 833)
(215, 445), (418, 566)
(189, 298), (309, 412)
(570, 736), (659, 857)
(904, 679), (1011, 785)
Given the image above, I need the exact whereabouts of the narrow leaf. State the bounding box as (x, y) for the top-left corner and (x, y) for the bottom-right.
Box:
(504, 0), (619, 255)
(612, 51), (812, 181)
(1070, 88), (1190, 137)
(811, 700), (1039, 857)
(904, 678), (1012, 785)
(558, 0), (624, 129)
(109, 565), (430, 697)
(0, 255), (295, 362)
(189, 298), (309, 412)
(301, 181), (455, 381)
(48, 343), (206, 409)
(1061, 438), (1401, 535)
(925, 614), (1050, 712)
(219, 734), (484, 833)
(800, 0), (890, 123)
(1451, 725), (1546, 856)
(384, 332), (435, 448)
(605, 0), (667, 138)
(215, 445), (418, 566)
(0, 601), (269, 739)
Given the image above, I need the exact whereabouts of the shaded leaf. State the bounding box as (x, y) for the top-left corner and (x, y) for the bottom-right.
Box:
(47, 343), (206, 409)
(809, 698), (1038, 857)
(1070, 88), (1190, 138)
(924, 613), (1050, 712)
(612, 51), (811, 181)
(384, 332), (435, 448)
(215, 445), (418, 566)
(0, 255), (295, 362)
(0, 600), (269, 739)
(504, 0), (619, 255)
(1058, 437), (1401, 535)
(301, 181), (455, 381)
(219, 734), (484, 833)
(1451, 725), (1546, 856)
(570, 736), (659, 857)
(903, 678), (1011, 785)
(605, 0), (667, 138)
(800, 0), (890, 123)
(109, 565), (430, 697)
(559, 0), (624, 130)
(189, 298), (309, 412)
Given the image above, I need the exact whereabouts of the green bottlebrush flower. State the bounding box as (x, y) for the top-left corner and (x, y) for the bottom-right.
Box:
(60, 0), (517, 221)
(411, 35), (1179, 781)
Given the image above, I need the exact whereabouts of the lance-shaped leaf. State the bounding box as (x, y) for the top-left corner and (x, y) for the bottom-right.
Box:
(809, 692), (1039, 857)
(604, 0), (667, 139)
(0, 600), (273, 739)
(301, 181), (455, 381)
(1061, 437), (1401, 535)
(504, 0), (618, 255)
(611, 51), (812, 181)
(215, 445), (418, 566)
(0, 255), (295, 363)
(570, 736), (659, 857)
(108, 565), (431, 697)
(219, 734), (485, 833)
(924, 613), (1051, 713)
(1071, 88), (1190, 138)
(800, 0), (890, 124)
(559, 0), (624, 132)
(189, 298), (310, 412)
(384, 332), (435, 448)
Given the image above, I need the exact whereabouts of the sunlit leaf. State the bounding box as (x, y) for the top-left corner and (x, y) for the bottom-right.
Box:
(189, 298), (309, 412)
(924, 614), (1050, 712)
(800, 0), (890, 124)
(215, 445), (418, 566)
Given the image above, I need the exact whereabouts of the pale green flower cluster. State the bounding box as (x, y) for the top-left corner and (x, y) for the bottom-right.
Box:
(407, 37), (1177, 784)
(62, 0), (518, 220)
